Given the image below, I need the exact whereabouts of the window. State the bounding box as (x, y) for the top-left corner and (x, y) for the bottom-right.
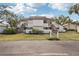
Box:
(44, 27), (49, 29)
(25, 27), (32, 29)
(49, 27), (51, 29)
(43, 20), (47, 23)
(44, 27), (51, 29)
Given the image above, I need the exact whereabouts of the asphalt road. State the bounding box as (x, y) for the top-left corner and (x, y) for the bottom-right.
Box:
(0, 41), (79, 56)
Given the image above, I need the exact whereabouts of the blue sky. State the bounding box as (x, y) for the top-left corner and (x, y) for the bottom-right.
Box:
(1, 3), (79, 21)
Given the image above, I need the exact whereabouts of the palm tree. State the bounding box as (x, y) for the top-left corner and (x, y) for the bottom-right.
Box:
(69, 4), (79, 15)
(52, 15), (71, 38)
(69, 4), (79, 31)
(53, 15), (72, 26)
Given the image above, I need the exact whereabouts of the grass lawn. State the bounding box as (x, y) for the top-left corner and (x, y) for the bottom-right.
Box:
(59, 31), (79, 40)
(0, 34), (49, 41)
(0, 31), (79, 41)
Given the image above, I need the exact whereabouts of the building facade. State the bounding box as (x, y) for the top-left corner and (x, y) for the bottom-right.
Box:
(18, 16), (52, 33)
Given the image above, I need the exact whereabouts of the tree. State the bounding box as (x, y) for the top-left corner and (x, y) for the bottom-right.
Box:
(69, 4), (79, 15)
(53, 15), (72, 25)
(69, 4), (79, 25)
(69, 4), (79, 32)
(0, 5), (21, 29)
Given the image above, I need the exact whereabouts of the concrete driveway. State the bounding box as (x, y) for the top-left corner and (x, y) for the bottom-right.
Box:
(0, 41), (79, 56)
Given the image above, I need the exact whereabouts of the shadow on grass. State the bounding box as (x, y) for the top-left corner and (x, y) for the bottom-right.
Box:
(48, 38), (60, 41)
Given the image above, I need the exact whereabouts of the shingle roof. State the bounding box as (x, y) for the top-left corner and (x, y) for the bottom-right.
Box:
(22, 16), (51, 21)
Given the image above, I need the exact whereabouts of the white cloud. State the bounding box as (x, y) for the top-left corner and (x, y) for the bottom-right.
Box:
(48, 3), (68, 11)
(6, 3), (37, 15)
(28, 14), (54, 18)
(25, 3), (46, 8)
(30, 14), (37, 16)
(6, 4), (24, 14)
(25, 7), (37, 13)
(39, 14), (54, 18)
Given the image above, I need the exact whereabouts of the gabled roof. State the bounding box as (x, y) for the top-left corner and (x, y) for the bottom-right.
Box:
(22, 16), (52, 21)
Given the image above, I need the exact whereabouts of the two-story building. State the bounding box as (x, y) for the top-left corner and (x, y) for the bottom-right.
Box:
(18, 16), (52, 33)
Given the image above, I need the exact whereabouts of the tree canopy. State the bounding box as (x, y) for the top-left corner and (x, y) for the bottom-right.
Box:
(53, 15), (72, 25)
(69, 4), (79, 15)
(0, 5), (24, 28)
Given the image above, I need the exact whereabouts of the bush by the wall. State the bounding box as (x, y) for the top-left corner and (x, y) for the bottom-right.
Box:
(32, 29), (43, 34)
(3, 28), (17, 34)
(67, 29), (76, 31)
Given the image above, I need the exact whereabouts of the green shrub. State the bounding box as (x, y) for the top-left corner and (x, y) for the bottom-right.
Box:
(32, 29), (43, 34)
(3, 28), (17, 34)
(64, 28), (67, 31)
(48, 38), (60, 41)
(67, 29), (76, 31)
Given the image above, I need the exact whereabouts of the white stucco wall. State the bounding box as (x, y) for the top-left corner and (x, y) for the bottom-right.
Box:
(43, 23), (49, 27)
(27, 21), (33, 27)
(0, 27), (6, 33)
(58, 25), (66, 32)
(77, 26), (79, 32)
(32, 20), (43, 26)
(43, 29), (51, 33)
(33, 26), (43, 30)
(25, 28), (51, 34)
(0, 28), (4, 33)
(25, 29), (32, 33)
(24, 20), (50, 33)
